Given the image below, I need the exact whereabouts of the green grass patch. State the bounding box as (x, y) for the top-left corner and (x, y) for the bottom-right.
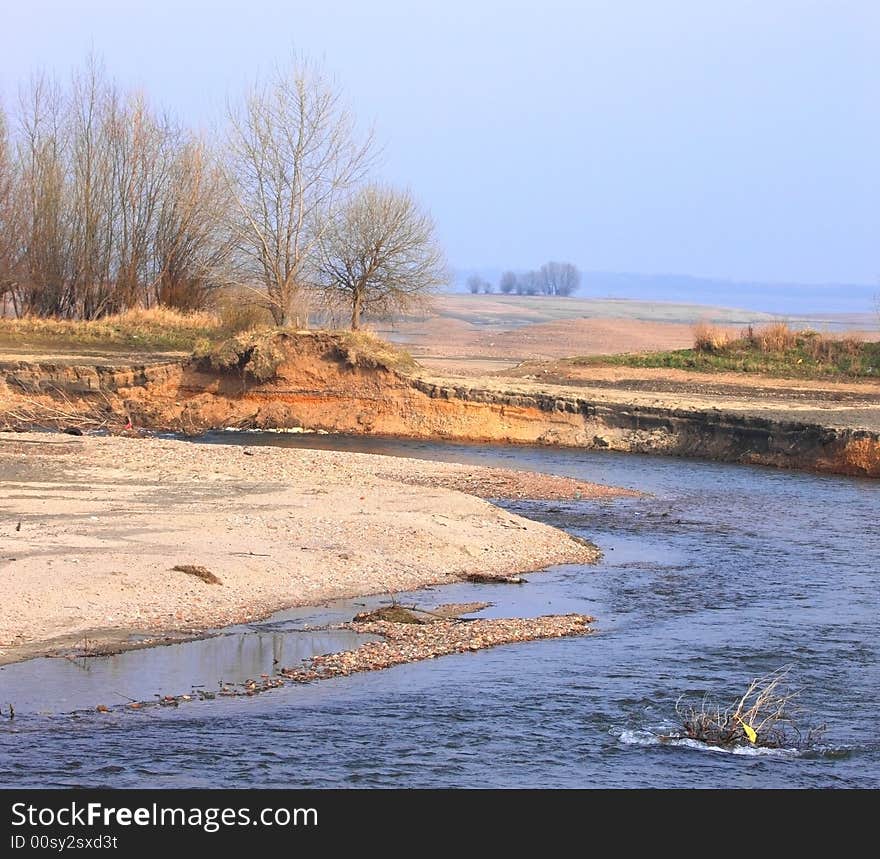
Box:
(575, 334), (880, 380)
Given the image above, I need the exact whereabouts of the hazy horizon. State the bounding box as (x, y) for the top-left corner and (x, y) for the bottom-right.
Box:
(2, 1), (878, 288)
(447, 266), (878, 316)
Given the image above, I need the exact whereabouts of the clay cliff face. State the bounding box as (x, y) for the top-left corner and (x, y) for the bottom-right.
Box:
(2, 332), (878, 477)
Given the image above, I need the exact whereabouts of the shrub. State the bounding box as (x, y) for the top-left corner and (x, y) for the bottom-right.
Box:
(693, 321), (731, 353)
(200, 330), (287, 382)
(839, 333), (864, 356)
(755, 322), (796, 353)
(804, 333), (835, 362)
(216, 297), (273, 333)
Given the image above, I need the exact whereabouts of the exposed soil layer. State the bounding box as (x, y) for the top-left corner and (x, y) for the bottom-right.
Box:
(1, 330), (878, 477)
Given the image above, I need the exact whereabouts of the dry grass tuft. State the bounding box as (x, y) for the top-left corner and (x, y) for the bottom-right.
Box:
(0, 302), (282, 354)
(198, 329), (289, 382)
(753, 321), (797, 352)
(334, 330), (417, 372)
(197, 328), (416, 384)
(0, 307), (224, 352)
(692, 321), (731, 352)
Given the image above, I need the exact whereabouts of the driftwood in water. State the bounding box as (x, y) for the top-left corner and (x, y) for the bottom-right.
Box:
(673, 667), (825, 749)
(463, 572), (527, 585)
(352, 605), (426, 624)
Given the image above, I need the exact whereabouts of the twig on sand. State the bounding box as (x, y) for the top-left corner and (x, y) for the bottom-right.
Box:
(172, 564), (222, 585)
(1, 385), (128, 433)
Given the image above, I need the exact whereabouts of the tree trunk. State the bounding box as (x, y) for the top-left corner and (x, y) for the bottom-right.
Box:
(350, 290), (362, 330)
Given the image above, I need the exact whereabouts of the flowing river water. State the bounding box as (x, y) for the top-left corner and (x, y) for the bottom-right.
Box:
(1, 433), (878, 788)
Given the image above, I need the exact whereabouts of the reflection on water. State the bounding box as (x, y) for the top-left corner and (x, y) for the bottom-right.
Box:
(0, 434), (877, 788)
(0, 628), (373, 714)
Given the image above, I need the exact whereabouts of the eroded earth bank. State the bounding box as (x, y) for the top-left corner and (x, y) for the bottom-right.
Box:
(1, 330), (878, 476)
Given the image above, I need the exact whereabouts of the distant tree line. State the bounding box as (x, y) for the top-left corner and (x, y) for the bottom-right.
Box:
(466, 274), (494, 294)
(0, 55), (447, 329)
(499, 262), (581, 296)
(465, 263), (581, 297)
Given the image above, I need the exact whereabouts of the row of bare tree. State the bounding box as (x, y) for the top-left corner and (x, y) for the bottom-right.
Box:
(499, 263), (581, 296)
(0, 57), (447, 328)
(466, 263), (581, 296)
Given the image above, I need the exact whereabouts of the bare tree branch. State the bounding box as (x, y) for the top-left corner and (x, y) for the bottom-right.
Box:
(223, 56), (375, 327)
(317, 184), (448, 330)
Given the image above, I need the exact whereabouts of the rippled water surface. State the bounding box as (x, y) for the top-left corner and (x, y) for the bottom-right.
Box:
(1, 434), (877, 788)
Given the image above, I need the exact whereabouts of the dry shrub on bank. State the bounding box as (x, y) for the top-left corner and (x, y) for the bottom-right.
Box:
(839, 333), (864, 355)
(216, 297), (274, 333)
(200, 329), (288, 382)
(335, 330), (416, 372)
(802, 331), (828, 361)
(753, 321), (797, 353)
(692, 321), (731, 353)
(0, 386), (130, 433)
(802, 331), (863, 361)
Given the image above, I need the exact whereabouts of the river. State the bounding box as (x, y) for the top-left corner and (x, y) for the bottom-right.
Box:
(1, 433), (877, 788)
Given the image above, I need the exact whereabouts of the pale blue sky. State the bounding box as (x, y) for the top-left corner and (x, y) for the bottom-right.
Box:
(1, 0), (877, 285)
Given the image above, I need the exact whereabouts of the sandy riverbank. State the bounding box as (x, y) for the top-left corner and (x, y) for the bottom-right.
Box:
(0, 432), (628, 665)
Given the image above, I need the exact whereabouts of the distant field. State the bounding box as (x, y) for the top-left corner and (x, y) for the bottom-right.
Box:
(371, 293), (878, 373)
(2, 294), (876, 378)
(403, 293), (782, 328)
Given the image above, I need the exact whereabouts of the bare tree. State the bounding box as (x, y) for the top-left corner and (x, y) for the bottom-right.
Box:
(67, 59), (115, 319)
(520, 269), (541, 295)
(15, 73), (73, 317)
(499, 270), (517, 294)
(152, 138), (233, 310)
(3, 53), (390, 323)
(465, 274), (493, 294)
(224, 57), (374, 327)
(6, 59), (223, 320)
(0, 103), (23, 312)
(540, 260), (581, 296)
(318, 184), (447, 330)
(103, 93), (181, 315)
